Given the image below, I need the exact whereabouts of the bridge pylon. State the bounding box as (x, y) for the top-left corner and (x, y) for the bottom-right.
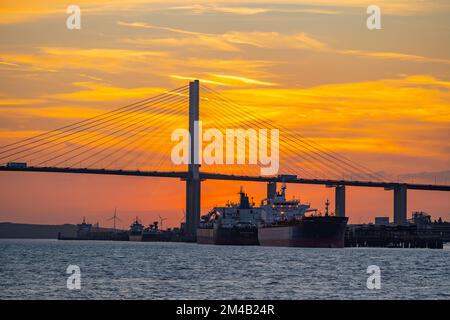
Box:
(185, 80), (201, 240)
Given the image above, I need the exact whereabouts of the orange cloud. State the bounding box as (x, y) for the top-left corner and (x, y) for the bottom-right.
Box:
(117, 21), (448, 67)
(46, 81), (166, 101)
(210, 74), (278, 86)
(337, 50), (450, 65)
(119, 21), (326, 51)
(1, 0), (447, 26)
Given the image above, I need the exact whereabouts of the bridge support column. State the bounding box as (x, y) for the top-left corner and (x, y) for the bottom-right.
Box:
(185, 80), (200, 240)
(393, 185), (407, 225)
(335, 185), (346, 217)
(186, 179), (200, 239)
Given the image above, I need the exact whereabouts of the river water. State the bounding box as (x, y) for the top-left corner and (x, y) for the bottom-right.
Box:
(0, 239), (449, 299)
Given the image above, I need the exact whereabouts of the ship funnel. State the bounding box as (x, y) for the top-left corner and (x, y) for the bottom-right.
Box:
(239, 188), (251, 209)
(267, 182), (277, 199)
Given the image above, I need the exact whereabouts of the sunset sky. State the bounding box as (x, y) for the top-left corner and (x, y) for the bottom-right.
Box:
(0, 0), (449, 228)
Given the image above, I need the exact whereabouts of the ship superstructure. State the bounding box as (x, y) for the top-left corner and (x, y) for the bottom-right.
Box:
(260, 183), (314, 224)
(76, 216), (92, 239)
(258, 184), (348, 248)
(129, 217), (144, 241)
(197, 187), (261, 245)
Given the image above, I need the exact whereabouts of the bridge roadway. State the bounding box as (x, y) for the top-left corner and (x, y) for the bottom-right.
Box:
(1, 166), (449, 192)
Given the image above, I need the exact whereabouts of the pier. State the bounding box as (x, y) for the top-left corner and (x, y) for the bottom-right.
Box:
(345, 224), (444, 249)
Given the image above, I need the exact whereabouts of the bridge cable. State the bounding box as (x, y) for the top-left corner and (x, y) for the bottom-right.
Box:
(0, 85), (189, 156)
(38, 97), (188, 167)
(202, 85), (384, 181)
(1, 88), (189, 163)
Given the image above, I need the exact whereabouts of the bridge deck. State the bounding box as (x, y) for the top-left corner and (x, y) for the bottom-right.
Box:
(1, 166), (449, 191)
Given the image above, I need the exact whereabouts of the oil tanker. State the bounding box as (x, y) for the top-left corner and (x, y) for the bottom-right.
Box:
(258, 183), (348, 248)
(197, 188), (260, 245)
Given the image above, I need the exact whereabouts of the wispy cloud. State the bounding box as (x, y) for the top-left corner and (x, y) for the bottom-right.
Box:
(168, 4), (340, 16)
(119, 21), (449, 66)
(45, 81), (165, 101)
(117, 21), (204, 36)
(337, 50), (450, 65)
(1, 0), (449, 25)
(169, 75), (228, 86)
(118, 21), (327, 51)
(210, 74), (278, 86)
(0, 47), (167, 74)
(170, 74), (278, 87)
(0, 98), (45, 106)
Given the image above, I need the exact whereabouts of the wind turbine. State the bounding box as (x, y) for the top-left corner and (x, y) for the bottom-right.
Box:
(158, 215), (168, 230)
(107, 208), (122, 231)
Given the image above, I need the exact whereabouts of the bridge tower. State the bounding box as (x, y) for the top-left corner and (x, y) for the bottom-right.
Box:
(185, 80), (201, 239)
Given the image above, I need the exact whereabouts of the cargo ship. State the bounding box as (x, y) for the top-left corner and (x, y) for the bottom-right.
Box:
(129, 217), (144, 241)
(197, 187), (261, 245)
(58, 217), (129, 241)
(258, 184), (348, 248)
(142, 221), (169, 242)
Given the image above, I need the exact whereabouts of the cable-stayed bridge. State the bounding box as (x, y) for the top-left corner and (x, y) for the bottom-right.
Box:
(1, 80), (449, 238)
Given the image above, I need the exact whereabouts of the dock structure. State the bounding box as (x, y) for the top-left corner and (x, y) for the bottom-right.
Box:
(345, 224), (443, 249)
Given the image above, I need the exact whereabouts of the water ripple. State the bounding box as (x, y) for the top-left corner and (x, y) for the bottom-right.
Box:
(0, 239), (449, 299)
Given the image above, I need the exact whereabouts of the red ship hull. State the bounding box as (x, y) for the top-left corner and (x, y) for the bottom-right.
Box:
(258, 216), (348, 248)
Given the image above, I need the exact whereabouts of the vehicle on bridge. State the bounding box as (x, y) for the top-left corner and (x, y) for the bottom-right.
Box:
(6, 162), (27, 168)
(277, 174), (297, 180)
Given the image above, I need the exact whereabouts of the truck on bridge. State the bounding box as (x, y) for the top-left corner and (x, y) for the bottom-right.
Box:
(277, 174), (297, 181)
(6, 162), (27, 168)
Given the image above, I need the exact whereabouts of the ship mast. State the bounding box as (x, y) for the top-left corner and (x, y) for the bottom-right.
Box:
(281, 183), (286, 199)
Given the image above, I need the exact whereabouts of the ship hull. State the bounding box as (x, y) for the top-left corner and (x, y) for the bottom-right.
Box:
(129, 234), (142, 242)
(142, 232), (169, 242)
(197, 227), (259, 245)
(258, 216), (348, 248)
(197, 228), (215, 244)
